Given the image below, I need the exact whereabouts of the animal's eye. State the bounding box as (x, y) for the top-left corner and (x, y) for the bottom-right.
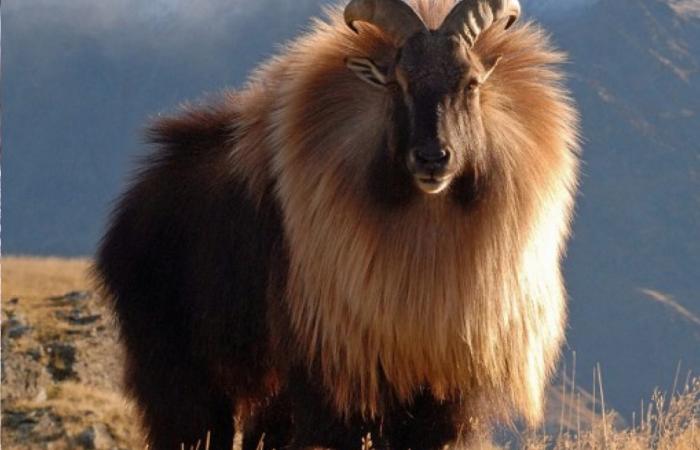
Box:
(465, 78), (480, 92)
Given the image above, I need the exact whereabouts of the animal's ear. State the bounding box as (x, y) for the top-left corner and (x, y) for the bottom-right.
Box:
(346, 57), (388, 88)
(480, 54), (503, 83)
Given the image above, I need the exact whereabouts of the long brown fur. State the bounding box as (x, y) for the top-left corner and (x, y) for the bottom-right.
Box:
(233, 0), (579, 425)
(97, 1), (580, 447)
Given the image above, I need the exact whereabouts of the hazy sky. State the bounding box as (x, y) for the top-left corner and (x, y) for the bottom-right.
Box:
(5, 0), (272, 29)
(4, 0), (598, 35)
(4, 0), (328, 58)
(3, 0), (604, 64)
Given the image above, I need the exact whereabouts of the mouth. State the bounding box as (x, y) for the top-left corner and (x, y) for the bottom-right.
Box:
(415, 175), (452, 194)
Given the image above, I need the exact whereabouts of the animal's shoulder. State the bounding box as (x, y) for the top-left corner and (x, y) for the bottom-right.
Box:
(111, 91), (274, 235)
(97, 92), (282, 293)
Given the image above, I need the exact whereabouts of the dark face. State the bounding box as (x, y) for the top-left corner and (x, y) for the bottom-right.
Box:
(347, 31), (500, 195)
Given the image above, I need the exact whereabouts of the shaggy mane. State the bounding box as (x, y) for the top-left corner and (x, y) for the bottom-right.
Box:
(236, 0), (578, 425)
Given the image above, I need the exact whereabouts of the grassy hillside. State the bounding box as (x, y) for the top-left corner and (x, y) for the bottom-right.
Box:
(1, 257), (143, 450)
(1, 257), (698, 449)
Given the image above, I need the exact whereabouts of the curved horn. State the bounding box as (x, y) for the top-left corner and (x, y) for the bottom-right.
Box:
(439, 0), (521, 46)
(344, 0), (427, 45)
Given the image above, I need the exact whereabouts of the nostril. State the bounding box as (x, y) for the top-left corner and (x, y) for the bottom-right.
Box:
(416, 149), (450, 165)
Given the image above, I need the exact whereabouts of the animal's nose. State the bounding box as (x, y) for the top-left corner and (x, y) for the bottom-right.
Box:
(415, 148), (450, 168)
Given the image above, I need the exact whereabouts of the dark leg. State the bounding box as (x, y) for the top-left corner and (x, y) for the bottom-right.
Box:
(286, 367), (384, 450)
(125, 345), (235, 450)
(384, 390), (464, 450)
(243, 392), (294, 450)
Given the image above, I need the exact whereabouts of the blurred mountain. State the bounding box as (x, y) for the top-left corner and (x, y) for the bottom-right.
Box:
(522, 0), (598, 16)
(2, 0), (326, 255)
(542, 0), (700, 417)
(3, 0), (699, 418)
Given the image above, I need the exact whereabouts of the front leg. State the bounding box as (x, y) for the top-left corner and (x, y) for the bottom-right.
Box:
(286, 367), (384, 450)
(384, 389), (467, 450)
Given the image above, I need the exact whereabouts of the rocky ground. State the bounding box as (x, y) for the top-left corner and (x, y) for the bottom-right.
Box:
(1, 258), (142, 450)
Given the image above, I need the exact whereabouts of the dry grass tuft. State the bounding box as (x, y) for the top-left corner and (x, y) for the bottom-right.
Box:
(517, 377), (700, 450)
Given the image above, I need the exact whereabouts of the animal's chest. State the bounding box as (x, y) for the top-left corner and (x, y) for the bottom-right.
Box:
(283, 207), (497, 403)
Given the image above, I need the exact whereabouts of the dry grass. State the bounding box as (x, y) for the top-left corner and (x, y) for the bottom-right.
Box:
(518, 377), (700, 449)
(2, 256), (93, 300)
(1, 256), (99, 345)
